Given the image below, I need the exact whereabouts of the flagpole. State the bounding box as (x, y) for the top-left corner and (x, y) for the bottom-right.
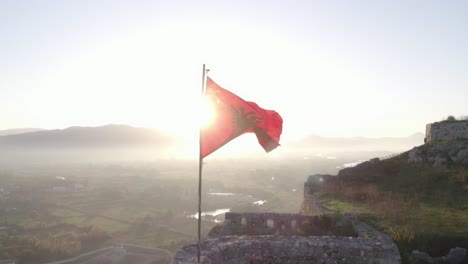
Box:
(198, 64), (207, 263)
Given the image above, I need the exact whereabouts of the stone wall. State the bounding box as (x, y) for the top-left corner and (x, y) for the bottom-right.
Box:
(426, 121), (468, 142)
(208, 212), (342, 237)
(301, 175), (336, 215)
(171, 176), (401, 264)
(301, 181), (328, 215)
(176, 211), (400, 263)
(171, 235), (401, 264)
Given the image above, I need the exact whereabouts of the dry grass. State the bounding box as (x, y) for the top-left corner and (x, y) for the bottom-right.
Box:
(388, 226), (416, 242)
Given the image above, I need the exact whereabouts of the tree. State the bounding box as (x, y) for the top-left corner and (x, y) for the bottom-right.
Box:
(446, 115), (456, 121)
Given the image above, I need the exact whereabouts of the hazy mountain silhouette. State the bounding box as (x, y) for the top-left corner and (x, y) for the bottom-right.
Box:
(0, 128), (44, 136)
(0, 125), (178, 149)
(289, 133), (424, 152)
(0, 125), (425, 163)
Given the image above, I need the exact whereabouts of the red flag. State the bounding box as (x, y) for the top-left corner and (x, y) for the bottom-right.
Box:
(201, 77), (283, 158)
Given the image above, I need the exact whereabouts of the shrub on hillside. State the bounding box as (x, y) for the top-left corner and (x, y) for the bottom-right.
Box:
(77, 226), (110, 252)
(78, 226), (110, 244)
(388, 225), (415, 242)
(446, 115), (456, 121)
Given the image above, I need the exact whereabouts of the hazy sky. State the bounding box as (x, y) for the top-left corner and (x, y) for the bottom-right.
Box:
(2, 0), (468, 141)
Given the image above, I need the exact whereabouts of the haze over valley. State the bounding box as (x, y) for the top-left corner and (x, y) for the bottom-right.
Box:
(0, 124), (424, 164)
(2, 1), (468, 263)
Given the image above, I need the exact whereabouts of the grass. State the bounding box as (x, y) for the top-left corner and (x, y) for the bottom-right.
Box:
(0, 211), (28, 224)
(318, 192), (373, 214)
(318, 191), (468, 263)
(313, 156), (468, 263)
(317, 182), (468, 232)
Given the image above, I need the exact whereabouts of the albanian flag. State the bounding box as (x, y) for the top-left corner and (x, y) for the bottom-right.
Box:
(201, 77), (283, 158)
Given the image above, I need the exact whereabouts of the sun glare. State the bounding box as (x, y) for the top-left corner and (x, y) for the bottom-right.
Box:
(199, 97), (215, 128)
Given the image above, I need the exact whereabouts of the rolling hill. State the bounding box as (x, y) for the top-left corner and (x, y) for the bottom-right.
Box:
(0, 128), (44, 136)
(0, 125), (178, 148)
(0, 125), (182, 162)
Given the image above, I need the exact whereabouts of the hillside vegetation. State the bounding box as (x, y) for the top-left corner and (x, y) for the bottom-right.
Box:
(311, 150), (468, 263)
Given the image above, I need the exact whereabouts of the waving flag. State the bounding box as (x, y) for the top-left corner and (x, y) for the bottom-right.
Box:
(201, 77), (283, 158)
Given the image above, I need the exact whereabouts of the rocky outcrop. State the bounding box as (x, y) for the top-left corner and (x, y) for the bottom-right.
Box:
(408, 147), (424, 163)
(410, 247), (467, 264)
(408, 141), (468, 167)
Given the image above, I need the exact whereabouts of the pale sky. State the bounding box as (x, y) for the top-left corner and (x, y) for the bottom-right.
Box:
(2, 0), (468, 141)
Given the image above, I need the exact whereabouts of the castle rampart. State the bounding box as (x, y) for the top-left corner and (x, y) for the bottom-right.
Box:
(171, 175), (401, 263)
(301, 175), (332, 214)
(171, 235), (400, 264)
(426, 120), (468, 143)
(208, 212), (338, 237)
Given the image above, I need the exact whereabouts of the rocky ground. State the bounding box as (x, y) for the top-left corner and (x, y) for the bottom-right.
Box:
(408, 141), (468, 167)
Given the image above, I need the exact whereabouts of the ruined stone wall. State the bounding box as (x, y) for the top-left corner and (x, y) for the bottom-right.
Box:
(181, 211), (400, 264)
(209, 212), (336, 237)
(171, 236), (401, 264)
(171, 176), (402, 264)
(301, 179), (329, 215)
(426, 121), (468, 142)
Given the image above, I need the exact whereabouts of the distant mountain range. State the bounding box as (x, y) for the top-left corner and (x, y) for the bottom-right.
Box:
(0, 128), (44, 136)
(0, 125), (424, 151)
(0, 125), (178, 149)
(0, 125), (425, 162)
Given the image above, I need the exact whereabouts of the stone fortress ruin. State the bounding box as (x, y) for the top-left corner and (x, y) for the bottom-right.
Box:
(425, 120), (468, 143)
(409, 119), (468, 167)
(172, 119), (468, 263)
(171, 178), (401, 264)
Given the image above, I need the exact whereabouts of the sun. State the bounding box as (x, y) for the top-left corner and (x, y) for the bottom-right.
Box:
(199, 96), (216, 129)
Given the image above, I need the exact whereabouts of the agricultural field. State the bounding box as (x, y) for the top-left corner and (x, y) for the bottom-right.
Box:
(0, 158), (318, 263)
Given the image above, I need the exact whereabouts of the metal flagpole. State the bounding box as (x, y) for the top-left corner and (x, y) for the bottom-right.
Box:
(198, 64), (208, 263)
